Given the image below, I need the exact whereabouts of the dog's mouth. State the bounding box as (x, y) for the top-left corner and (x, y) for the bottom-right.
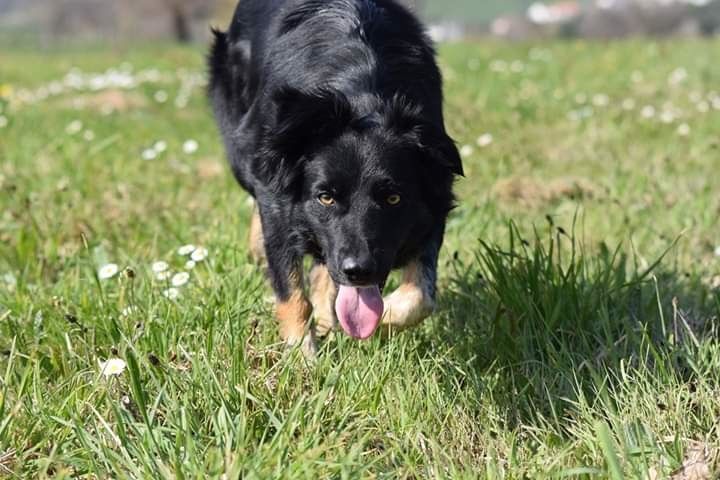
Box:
(334, 285), (384, 340)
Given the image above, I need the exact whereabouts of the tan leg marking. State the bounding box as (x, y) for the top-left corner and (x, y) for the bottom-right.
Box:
(275, 270), (316, 357)
(382, 260), (435, 331)
(309, 264), (337, 338)
(248, 206), (266, 264)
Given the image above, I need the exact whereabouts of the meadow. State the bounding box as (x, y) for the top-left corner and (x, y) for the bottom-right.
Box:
(0, 39), (719, 478)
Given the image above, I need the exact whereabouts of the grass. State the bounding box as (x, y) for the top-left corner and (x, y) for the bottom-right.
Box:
(0, 39), (719, 478)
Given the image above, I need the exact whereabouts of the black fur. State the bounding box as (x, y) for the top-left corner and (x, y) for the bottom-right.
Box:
(209, 0), (462, 301)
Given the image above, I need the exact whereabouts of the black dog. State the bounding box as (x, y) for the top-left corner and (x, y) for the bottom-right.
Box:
(209, 0), (462, 354)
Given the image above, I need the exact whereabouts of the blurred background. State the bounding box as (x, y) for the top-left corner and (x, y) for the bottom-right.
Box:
(1, 0), (719, 47)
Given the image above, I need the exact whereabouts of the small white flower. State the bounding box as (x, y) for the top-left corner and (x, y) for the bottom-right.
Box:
(154, 90), (168, 103)
(153, 140), (167, 153)
(2, 272), (17, 291)
(155, 270), (172, 281)
(714, 246), (720, 257)
(0, 115), (7, 128)
(668, 67), (688, 86)
(190, 247), (208, 262)
(171, 272), (190, 287)
(163, 287), (180, 299)
(182, 139), (199, 154)
(697, 101), (710, 113)
(177, 244), (196, 256)
(65, 120), (83, 135)
(141, 148), (157, 161)
(98, 358), (126, 377)
(592, 93), (609, 107)
(677, 123), (691, 136)
(121, 306), (137, 317)
(621, 98), (636, 111)
(151, 261), (169, 273)
(98, 263), (119, 280)
(83, 130), (95, 141)
(640, 105), (655, 119)
(476, 133), (493, 148)
(459, 145), (474, 157)
(660, 111), (675, 124)
(185, 260), (196, 270)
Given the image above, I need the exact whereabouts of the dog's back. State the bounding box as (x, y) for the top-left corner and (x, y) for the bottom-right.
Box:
(209, 0), (444, 124)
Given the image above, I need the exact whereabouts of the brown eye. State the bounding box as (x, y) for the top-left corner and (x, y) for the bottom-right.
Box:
(318, 193), (335, 206)
(386, 194), (401, 206)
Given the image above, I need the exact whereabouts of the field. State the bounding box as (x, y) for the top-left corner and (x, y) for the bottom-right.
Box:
(1, 39), (719, 478)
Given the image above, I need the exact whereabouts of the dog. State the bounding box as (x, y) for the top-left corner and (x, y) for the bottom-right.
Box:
(208, 0), (463, 355)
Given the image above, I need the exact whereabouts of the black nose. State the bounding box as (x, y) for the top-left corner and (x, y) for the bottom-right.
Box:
(341, 257), (375, 284)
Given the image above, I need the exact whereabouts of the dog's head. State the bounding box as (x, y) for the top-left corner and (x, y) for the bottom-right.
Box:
(255, 86), (463, 288)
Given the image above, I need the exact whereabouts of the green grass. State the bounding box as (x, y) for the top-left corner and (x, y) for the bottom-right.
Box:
(1, 39), (719, 478)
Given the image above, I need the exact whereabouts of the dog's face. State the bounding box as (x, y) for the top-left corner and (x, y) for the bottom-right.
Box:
(302, 132), (428, 287)
(256, 87), (462, 288)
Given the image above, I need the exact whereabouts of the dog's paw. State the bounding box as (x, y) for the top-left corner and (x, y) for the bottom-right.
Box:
(313, 313), (338, 338)
(285, 332), (318, 362)
(381, 286), (435, 331)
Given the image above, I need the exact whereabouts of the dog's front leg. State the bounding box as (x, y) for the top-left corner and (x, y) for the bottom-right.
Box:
(309, 263), (337, 338)
(260, 212), (316, 357)
(381, 227), (443, 331)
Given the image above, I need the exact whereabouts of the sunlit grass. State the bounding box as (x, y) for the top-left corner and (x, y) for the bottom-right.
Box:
(0, 39), (719, 478)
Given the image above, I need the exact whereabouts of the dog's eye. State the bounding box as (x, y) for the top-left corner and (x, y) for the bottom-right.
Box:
(318, 193), (335, 206)
(386, 194), (401, 206)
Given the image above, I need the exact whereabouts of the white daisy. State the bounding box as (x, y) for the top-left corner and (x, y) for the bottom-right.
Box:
(98, 358), (126, 377)
(459, 145), (474, 157)
(182, 139), (199, 154)
(154, 90), (168, 103)
(621, 98), (636, 111)
(476, 133), (493, 148)
(98, 263), (119, 280)
(677, 123), (691, 136)
(163, 287), (180, 300)
(153, 140), (167, 153)
(65, 120), (83, 135)
(714, 246), (720, 257)
(2, 272), (17, 291)
(151, 261), (169, 273)
(171, 272), (190, 287)
(190, 247), (208, 262)
(640, 105), (656, 119)
(83, 130), (95, 141)
(592, 93), (609, 107)
(141, 148), (157, 161)
(155, 270), (172, 281)
(177, 244), (196, 256)
(185, 260), (196, 270)
(668, 67), (687, 86)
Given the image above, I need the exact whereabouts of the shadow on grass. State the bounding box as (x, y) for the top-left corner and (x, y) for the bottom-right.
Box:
(422, 221), (719, 431)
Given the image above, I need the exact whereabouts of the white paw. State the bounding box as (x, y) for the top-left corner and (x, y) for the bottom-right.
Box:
(382, 287), (434, 329)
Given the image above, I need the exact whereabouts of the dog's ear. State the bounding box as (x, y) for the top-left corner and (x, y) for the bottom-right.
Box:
(385, 96), (464, 177)
(254, 86), (354, 191)
(267, 86), (354, 159)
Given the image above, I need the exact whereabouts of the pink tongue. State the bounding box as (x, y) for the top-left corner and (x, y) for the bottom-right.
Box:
(335, 285), (384, 340)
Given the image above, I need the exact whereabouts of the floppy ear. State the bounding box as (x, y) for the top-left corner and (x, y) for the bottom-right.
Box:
(417, 126), (464, 177)
(253, 86), (354, 189)
(266, 86), (353, 159)
(384, 96), (464, 177)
